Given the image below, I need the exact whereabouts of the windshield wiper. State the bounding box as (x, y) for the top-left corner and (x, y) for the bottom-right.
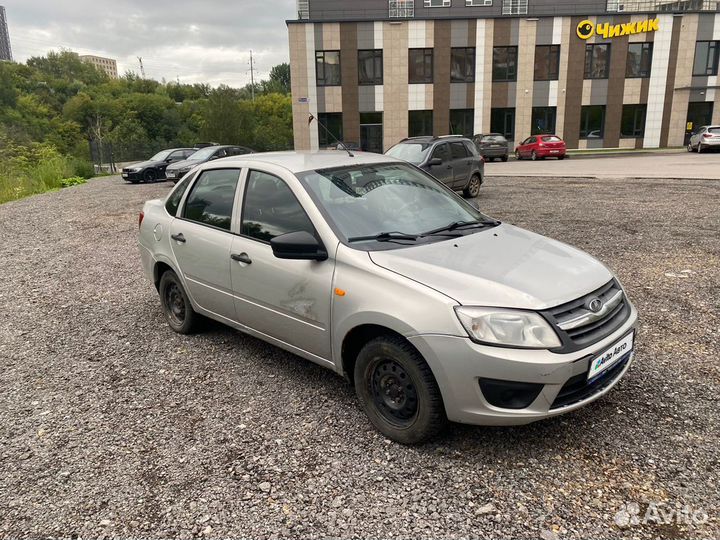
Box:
(348, 231), (419, 243)
(422, 219), (500, 236)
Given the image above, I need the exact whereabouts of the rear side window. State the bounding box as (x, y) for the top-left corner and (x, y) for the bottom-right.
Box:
(431, 143), (451, 163)
(450, 142), (469, 159)
(183, 169), (241, 231)
(165, 174), (194, 216)
(241, 170), (315, 242)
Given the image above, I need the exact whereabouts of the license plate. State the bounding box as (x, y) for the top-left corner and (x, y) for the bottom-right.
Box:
(550, 150), (559, 153)
(588, 332), (634, 380)
(122, 173), (128, 178)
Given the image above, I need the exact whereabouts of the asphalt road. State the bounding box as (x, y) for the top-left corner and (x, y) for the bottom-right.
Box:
(485, 150), (720, 179)
(0, 174), (718, 539)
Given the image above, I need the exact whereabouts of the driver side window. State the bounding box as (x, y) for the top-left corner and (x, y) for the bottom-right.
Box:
(241, 170), (315, 243)
(431, 143), (450, 163)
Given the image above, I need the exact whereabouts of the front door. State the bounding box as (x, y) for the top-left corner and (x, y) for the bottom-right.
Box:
(170, 168), (242, 322)
(449, 141), (472, 188)
(427, 143), (453, 186)
(229, 169), (334, 360)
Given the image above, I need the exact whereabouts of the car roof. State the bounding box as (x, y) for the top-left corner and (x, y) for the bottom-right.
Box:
(398, 135), (469, 144)
(205, 151), (402, 174)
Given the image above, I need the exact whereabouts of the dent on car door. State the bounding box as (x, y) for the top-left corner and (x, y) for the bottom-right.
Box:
(169, 168), (241, 322)
(229, 169), (334, 361)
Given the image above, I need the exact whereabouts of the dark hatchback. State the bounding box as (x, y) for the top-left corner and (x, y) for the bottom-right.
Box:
(166, 145), (254, 183)
(472, 134), (510, 162)
(122, 148), (197, 183)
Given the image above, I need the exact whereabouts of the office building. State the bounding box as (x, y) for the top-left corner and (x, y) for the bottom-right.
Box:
(80, 54), (119, 79)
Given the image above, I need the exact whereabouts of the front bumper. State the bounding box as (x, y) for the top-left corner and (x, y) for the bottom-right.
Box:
(408, 302), (638, 426)
(121, 171), (143, 181)
(537, 149), (566, 157)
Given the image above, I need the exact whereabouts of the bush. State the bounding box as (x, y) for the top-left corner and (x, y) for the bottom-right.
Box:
(69, 157), (95, 179)
(60, 176), (87, 188)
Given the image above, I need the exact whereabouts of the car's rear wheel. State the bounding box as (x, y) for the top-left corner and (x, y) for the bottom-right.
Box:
(463, 174), (482, 198)
(159, 270), (198, 334)
(144, 169), (158, 183)
(558, 155), (566, 160)
(501, 155), (508, 162)
(687, 142), (694, 152)
(354, 335), (446, 444)
(698, 143), (704, 154)
(515, 150), (521, 160)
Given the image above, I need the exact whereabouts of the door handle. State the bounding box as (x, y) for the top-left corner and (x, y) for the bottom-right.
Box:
(171, 233), (186, 243)
(231, 253), (252, 265)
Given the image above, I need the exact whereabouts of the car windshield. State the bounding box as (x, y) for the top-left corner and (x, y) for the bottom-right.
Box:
(187, 146), (219, 161)
(150, 150), (173, 161)
(542, 136), (562, 142)
(298, 162), (491, 249)
(481, 135), (506, 142)
(385, 143), (431, 165)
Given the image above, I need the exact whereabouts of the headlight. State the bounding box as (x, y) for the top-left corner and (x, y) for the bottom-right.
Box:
(454, 306), (561, 349)
(129, 167), (142, 172)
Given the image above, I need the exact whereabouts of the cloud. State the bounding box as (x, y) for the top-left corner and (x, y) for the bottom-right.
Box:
(4, 0), (296, 87)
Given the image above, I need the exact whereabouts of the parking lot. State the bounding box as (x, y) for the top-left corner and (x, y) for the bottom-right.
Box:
(0, 170), (718, 539)
(487, 150), (720, 179)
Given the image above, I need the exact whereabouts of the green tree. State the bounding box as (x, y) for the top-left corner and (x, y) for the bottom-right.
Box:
(268, 63), (291, 94)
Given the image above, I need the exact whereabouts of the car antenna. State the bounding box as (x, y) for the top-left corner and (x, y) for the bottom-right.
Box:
(309, 114), (355, 157)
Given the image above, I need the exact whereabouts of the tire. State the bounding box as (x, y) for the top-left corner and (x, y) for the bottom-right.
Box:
(463, 174), (482, 198)
(698, 144), (704, 154)
(354, 335), (447, 444)
(515, 150), (521, 160)
(501, 155), (508, 162)
(687, 143), (694, 153)
(558, 155), (565, 160)
(159, 270), (199, 334)
(144, 169), (158, 183)
(531, 151), (538, 161)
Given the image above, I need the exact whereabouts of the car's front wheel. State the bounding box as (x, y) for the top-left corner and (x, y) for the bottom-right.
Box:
(159, 270), (198, 334)
(144, 169), (158, 183)
(354, 335), (447, 445)
(463, 174), (482, 198)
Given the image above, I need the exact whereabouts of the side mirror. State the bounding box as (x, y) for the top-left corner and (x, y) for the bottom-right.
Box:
(428, 157), (442, 167)
(271, 231), (328, 261)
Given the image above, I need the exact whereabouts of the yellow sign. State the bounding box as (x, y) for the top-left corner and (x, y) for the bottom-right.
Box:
(577, 18), (659, 40)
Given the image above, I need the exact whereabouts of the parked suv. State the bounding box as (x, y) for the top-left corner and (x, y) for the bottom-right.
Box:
(386, 136), (484, 198)
(139, 151), (637, 444)
(166, 145), (254, 183)
(473, 133), (509, 162)
(687, 126), (720, 153)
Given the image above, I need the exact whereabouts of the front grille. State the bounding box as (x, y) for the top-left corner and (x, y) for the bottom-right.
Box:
(550, 352), (631, 409)
(543, 279), (630, 353)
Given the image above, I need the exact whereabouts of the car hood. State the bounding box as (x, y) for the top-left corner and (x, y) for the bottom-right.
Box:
(167, 159), (204, 171)
(368, 223), (613, 310)
(126, 160), (164, 170)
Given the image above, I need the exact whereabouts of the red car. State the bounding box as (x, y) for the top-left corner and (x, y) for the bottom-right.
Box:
(515, 135), (567, 160)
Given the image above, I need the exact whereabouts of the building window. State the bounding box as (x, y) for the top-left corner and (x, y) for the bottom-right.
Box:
(693, 41), (720, 76)
(409, 49), (434, 83)
(466, 0), (493, 5)
(534, 45), (560, 81)
(502, 0), (528, 15)
(409, 110), (434, 137)
(451, 48), (476, 82)
(389, 0), (415, 17)
(358, 50), (383, 85)
(316, 51), (341, 86)
(621, 104), (646, 137)
(297, 0), (309, 19)
(584, 43), (611, 79)
(493, 46), (518, 82)
(580, 105), (606, 139)
(424, 0), (451, 6)
(318, 113), (343, 147)
(531, 107), (557, 135)
(491, 108), (516, 140)
(450, 109), (475, 137)
(626, 43), (653, 78)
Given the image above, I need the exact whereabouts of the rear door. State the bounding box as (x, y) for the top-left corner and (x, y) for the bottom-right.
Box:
(449, 141), (472, 187)
(229, 169), (334, 360)
(169, 168), (242, 322)
(428, 143), (453, 185)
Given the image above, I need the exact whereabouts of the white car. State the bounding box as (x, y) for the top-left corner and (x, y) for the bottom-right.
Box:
(687, 125), (720, 153)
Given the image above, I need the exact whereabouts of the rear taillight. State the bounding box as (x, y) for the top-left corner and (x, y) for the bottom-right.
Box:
(703, 133), (713, 139)
(138, 211), (145, 229)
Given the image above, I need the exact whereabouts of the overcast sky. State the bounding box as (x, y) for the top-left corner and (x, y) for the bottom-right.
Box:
(4, 0), (296, 87)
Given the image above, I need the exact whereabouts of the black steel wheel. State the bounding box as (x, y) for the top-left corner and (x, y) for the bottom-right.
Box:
(354, 335), (446, 444)
(159, 270), (198, 334)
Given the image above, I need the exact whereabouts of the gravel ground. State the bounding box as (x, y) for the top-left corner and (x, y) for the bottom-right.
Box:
(0, 174), (718, 539)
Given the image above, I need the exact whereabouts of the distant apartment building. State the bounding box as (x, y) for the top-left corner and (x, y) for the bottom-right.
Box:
(288, 0), (720, 152)
(0, 6), (12, 62)
(80, 54), (119, 78)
